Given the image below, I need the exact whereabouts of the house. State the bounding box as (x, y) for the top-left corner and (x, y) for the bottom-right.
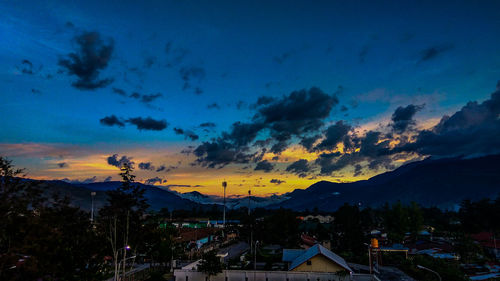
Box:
(283, 244), (352, 273)
(174, 244), (371, 281)
(471, 232), (500, 260)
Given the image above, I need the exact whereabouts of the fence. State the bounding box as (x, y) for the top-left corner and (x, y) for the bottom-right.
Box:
(174, 269), (378, 281)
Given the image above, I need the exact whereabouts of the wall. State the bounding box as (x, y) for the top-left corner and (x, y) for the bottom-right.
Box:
(174, 269), (376, 281)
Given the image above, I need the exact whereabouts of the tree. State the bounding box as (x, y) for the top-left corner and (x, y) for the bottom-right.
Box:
(0, 157), (104, 280)
(198, 251), (223, 281)
(333, 204), (366, 256)
(98, 162), (149, 280)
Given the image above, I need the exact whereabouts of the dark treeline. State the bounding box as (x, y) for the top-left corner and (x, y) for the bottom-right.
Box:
(0, 157), (176, 281)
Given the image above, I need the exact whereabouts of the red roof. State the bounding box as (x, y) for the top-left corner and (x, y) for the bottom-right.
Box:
(471, 232), (500, 249)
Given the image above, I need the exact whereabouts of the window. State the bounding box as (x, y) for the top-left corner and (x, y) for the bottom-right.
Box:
(306, 260), (312, 265)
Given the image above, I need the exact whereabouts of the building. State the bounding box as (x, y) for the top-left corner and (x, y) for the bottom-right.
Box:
(174, 244), (378, 281)
(283, 244), (352, 273)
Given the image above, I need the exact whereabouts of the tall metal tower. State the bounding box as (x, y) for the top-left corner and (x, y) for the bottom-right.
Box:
(222, 181), (227, 228)
(248, 188), (251, 215)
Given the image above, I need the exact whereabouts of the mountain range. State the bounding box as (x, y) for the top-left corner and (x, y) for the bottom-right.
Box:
(270, 154), (500, 211)
(24, 154), (500, 212)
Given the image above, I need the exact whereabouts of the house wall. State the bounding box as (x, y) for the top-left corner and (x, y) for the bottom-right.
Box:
(174, 269), (372, 281)
(292, 255), (345, 273)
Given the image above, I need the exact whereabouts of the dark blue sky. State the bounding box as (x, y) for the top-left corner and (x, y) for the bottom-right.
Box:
(1, 0), (499, 195)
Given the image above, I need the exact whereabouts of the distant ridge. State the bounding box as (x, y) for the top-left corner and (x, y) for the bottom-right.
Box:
(270, 154), (500, 211)
(31, 180), (213, 211)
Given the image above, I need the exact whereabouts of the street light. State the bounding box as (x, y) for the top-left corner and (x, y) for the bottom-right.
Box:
(417, 265), (441, 281)
(90, 191), (96, 222)
(254, 240), (259, 270)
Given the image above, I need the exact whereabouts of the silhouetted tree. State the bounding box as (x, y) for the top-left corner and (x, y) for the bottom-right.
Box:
(98, 162), (149, 280)
(198, 250), (223, 281)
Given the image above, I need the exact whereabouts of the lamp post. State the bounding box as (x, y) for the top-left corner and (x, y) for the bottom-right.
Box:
(254, 241), (259, 270)
(90, 191), (96, 222)
(417, 265), (441, 281)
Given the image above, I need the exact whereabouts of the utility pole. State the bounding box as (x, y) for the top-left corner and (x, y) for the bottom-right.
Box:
(248, 189), (251, 215)
(222, 181), (227, 229)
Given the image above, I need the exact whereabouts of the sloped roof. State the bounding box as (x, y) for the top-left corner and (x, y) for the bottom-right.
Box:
(288, 244), (352, 272)
(282, 249), (306, 262)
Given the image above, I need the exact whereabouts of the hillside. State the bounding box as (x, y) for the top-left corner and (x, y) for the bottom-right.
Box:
(271, 154), (500, 211)
(35, 180), (211, 211)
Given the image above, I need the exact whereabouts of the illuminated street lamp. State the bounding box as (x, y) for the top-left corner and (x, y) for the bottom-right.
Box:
(417, 265), (441, 281)
(90, 191), (96, 222)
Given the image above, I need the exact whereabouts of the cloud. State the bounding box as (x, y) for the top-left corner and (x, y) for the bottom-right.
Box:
(254, 160), (274, 172)
(199, 122), (216, 128)
(156, 165), (178, 173)
(145, 177), (166, 185)
(58, 31), (114, 90)
(127, 91), (163, 104)
(270, 179), (285, 185)
(236, 100), (246, 110)
(390, 104), (424, 133)
(100, 115), (125, 127)
(19, 59), (37, 75)
(173, 128), (184, 135)
(164, 184), (202, 188)
(224, 122), (266, 147)
(57, 162), (68, 168)
(140, 93), (162, 103)
(313, 121), (352, 151)
(255, 87), (339, 137)
(63, 176), (97, 184)
(165, 42), (190, 67)
(353, 164), (363, 177)
(252, 96), (275, 108)
(193, 140), (256, 168)
(107, 154), (134, 168)
(207, 103), (220, 110)
(359, 44), (369, 63)
(299, 135), (321, 151)
(112, 87), (127, 96)
(397, 81), (500, 157)
(143, 56), (156, 68)
(273, 52), (292, 64)
(179, 66), (205, 91)
(192, 87), (340, 167)
(127, 117), (168, 131)
(138, 162), (155, 170)
(418, 43), (454, 62)
(286, 159), (310, 178)
(272, 46), (307, 64)
(174, 127), (199, 141)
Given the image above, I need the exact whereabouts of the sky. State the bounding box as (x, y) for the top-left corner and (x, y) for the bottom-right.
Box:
(1, 0), (500, 196)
